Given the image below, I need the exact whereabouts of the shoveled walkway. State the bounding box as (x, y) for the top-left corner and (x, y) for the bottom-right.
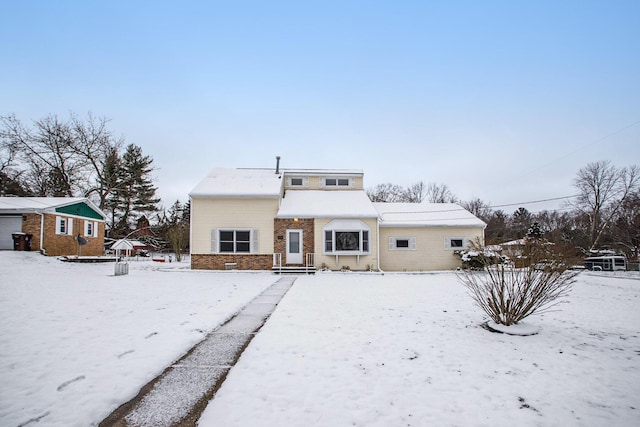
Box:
(100, 276), (297, 427)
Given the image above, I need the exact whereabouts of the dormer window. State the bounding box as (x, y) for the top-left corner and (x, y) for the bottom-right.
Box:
(322, 177), (353, 188)
(287, 176), (308, 187)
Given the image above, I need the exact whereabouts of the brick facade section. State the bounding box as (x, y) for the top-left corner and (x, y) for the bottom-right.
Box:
(273, 218), (314, 266)
(21, 213), (105, 256)
(191, 254), (273, 270)
(22, 213), (42, 251)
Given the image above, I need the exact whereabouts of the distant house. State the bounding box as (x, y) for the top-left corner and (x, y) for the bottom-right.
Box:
(0, 197), (106, 256)
(110, 239), (149, 258)
(189, 164), (486, 272)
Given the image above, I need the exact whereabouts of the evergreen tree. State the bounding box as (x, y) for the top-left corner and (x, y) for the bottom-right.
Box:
(109, 144), (159, 236)
(526, 222), (544, 239)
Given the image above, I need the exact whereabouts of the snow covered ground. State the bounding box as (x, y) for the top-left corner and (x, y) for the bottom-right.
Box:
(1, 251), (639, 427)
(0, 252), (276, 427)
(198, 272), (640, 427)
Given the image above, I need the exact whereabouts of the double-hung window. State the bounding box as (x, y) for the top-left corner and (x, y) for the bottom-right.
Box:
(212, 229), (259, 254)
(84, 220), (99, 238)
(55, 216), (73, 235)
(219, 230), (251, 253)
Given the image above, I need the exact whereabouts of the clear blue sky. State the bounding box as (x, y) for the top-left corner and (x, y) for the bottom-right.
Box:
(2, 0), (639, 213)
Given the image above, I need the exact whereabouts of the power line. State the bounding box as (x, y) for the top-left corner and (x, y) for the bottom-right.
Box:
(489, 194), (578, 209)
(518, 118), (640, 179)
(380, 194), (579, 217)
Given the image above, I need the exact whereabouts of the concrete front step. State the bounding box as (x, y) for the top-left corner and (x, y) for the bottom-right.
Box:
(271, 266), (316, 274)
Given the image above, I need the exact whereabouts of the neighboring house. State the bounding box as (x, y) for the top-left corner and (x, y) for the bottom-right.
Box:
(493, 239), (527, 259)
(110, 239), (149, 258)
(0, 197), (106, 256)
(189, 165), (486, 272)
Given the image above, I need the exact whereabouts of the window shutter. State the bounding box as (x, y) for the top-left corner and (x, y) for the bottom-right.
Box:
(67, 218), (73, 235)
(410, 237), (416, 250)
(389, 237), (395, 250)
(56, 216), (63, 234)
(210, 229), (218, 253)
(84, 221), (90, 236)
(251, 229), (259, 253)
(93, 222), (99, 237)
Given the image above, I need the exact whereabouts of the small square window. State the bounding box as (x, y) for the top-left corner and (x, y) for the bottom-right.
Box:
(450, 239), (463, 248)
(291, 178), (303, 186)
(396, 239), (410, 248)
(338, 178), (350, 186)
(325, 178), (337, 186)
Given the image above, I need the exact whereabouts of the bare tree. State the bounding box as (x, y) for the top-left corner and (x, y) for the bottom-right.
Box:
(460, 197), (492, 222)
(425, 182), (457, 203)
(366, 183), (406, 202)
(570, 161), (640, 250)
(68, 112), (124, 203)
(404, 181), (427, 202)
(1, 114), (85, 196)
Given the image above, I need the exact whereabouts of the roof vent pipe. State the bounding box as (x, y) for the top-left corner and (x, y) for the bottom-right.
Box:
(275, 156), (281, 174)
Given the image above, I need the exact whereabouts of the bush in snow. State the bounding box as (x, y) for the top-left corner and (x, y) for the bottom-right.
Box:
(455, 238), (504, 269)
(457, 240), (579, 326)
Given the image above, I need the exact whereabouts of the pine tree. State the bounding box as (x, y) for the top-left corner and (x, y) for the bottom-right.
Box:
(107, 144), (159, 236)
(526, 222), (544, 239)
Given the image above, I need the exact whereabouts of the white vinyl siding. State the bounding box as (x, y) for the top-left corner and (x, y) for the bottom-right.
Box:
(379, 227), (484, 271)
(191, 197), (279, 255)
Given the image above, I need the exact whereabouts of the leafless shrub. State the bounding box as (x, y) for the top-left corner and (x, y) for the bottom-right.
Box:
(457, 240), (580, 326)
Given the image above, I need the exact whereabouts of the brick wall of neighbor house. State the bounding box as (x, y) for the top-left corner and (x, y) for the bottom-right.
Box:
(21, 213), (42, 251)
(191, 254), (273, 270)
(274, 218), (314, 265)
(41, 214), (105, 257)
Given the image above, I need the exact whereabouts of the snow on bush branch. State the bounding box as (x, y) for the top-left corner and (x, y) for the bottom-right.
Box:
(456, 239), (580, 326)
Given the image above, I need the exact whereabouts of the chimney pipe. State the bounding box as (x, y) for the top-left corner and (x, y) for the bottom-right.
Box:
(275, 156), (281, 174)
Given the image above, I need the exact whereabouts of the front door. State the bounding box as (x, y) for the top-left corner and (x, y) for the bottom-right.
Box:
(286, 229), (303, 264)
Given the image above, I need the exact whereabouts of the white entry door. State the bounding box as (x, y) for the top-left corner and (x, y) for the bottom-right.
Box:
(286, 229), (303, 264)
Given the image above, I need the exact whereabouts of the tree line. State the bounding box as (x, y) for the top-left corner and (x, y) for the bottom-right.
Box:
(0, 113), (188, 254)
(367, 161), (640, 261)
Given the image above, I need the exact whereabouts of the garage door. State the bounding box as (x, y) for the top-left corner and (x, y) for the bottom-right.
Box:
(0, 216), (23, 250)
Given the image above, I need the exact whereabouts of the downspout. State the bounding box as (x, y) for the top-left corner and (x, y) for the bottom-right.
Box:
(188, 197), (193, 259)
(376, 215), (383, 274)
(38, 211), (46, 255)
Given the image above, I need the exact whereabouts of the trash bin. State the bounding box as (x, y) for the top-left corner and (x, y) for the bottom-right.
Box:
(12, 233), (32, 251)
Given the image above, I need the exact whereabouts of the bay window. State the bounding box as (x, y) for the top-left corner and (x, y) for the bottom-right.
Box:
(323, 220), (370, 254)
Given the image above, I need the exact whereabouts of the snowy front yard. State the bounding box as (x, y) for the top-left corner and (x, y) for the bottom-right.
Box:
(1, 252), (639, 426)
(0, 252), (276, 427)
(199, 272), (640, 426)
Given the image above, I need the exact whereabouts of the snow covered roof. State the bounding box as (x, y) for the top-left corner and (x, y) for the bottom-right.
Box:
(189, 168), (283, 198)
(374, 203), (486, 228)
(500, 239), (526, 246)
(0, 197), (105, 219)
(277, 190), (379, 218)
(111, 239), (147, 250)
(283, 168), (363, 176)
